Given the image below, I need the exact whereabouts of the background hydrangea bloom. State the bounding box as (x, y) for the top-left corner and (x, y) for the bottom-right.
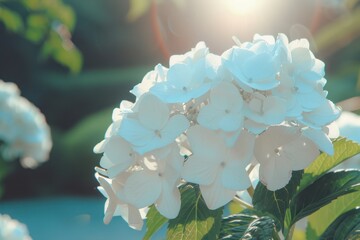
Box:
(0, 214), (32, 240)
(0, 80), (52, 168)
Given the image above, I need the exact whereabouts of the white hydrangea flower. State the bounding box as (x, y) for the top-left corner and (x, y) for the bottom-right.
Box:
(130, 64), (168, 99)
(150, 42), (221, 103)
(271, 35), (329, 118)
(272, 71), (327, 117)
(94, 135), (135, 178)
(255, 125), (320, 190)
(182, 126), (254, 209)
(243, 92), (287, 125)
(123, 144), (183, 219)
(299, 99), (341, 129)
(118, 93), (189, 155)
(301, 126), (334, 155)
(0, 214), (32, 240)
(94, 34), (341, 225)
(0, 80), (52, 168)
(288, 38), (325, 82)
(96, 173), (146, 230)
(0, 81), (19, 100)
(197, 82), (244, 132)
(222, 35), (281, 91)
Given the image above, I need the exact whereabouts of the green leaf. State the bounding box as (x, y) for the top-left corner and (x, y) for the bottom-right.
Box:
(228, 200), (245, 215)
(0, 7), (24, 33)
(143, 205), (168, 240)
(307, 191), (360, 237)
(253, 170), (303, 233)
(299, 138), (360, 191)
(166, 184), (223, 240)
(25, 14), (49, 42)
(306, 225), (319, 240)
(290, 170), (360, 227)
(219, 209), (278, 240)
(320, 207), (360, 240)
(41, 30), (83, 73)
(306, 224), (318, 240)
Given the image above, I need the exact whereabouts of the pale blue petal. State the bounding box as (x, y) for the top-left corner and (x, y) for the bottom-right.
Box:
(302, 128), (333, 155)
(138, 94), (169, 130)
(221, 160), (251, 190)
(197, 105), (223, 130)
(118, 118), (155, 147)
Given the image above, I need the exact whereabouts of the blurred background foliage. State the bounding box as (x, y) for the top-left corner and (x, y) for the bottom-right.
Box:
(0, 0), (359, 200)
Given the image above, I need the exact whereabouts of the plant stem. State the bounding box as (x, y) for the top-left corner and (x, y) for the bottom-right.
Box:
(247, 185), (254, 197)
(233, 196), (253, 209)
(272, 231), (282, 240)
(285, 224), (295, 240)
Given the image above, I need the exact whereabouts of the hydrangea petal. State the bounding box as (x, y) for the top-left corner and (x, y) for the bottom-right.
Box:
(104, 136), (133, 163)
(221, 160), (251, 190)
(200, 174), (236, 210)
(259, 154), (292, 191)
(197, 105), (224, 130)
(301, 100), (341, 128)
(138, 94), (169, 130)
(156, 181), (181, 219)
(118, 118), (155, 148)
(210, 82), (243, 110)
(124, 171), (162, 208)
(302, 128), (333, 155)
(94, 139), (107, 153)
(182, 154), (219, 185)
(127, 206), (144, 230)
(283, 136), (320, 170)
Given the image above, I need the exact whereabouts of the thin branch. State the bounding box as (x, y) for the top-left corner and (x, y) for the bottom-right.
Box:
(233, 196), (253, 209)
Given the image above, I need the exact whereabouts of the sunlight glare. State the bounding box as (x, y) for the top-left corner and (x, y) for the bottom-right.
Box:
(225, 0), (263, 15)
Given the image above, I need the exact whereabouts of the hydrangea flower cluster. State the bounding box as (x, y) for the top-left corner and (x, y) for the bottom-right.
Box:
(0, 214), (32, 240)
(94, 34), (340, 229)
(0, 80), (52, 168)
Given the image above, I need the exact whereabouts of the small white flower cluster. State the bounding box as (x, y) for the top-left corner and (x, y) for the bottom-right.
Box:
(0, 214), (32, 240)
(94, 34), (340, 229)
(0, 80), (52, 168)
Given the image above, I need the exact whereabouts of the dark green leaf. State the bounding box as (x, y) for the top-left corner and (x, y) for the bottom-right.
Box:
(290, 170), (360, 227)
(143, 205), (168, 240)
(253, 170), (303, 233)
(167, 184), (223, 240)
(320, 207), (360, 240)
(219, 209), (278, 240)
(299, 138), (360, 191)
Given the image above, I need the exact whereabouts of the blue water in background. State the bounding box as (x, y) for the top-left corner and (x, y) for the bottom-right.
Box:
(0, 197), (166, 240)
